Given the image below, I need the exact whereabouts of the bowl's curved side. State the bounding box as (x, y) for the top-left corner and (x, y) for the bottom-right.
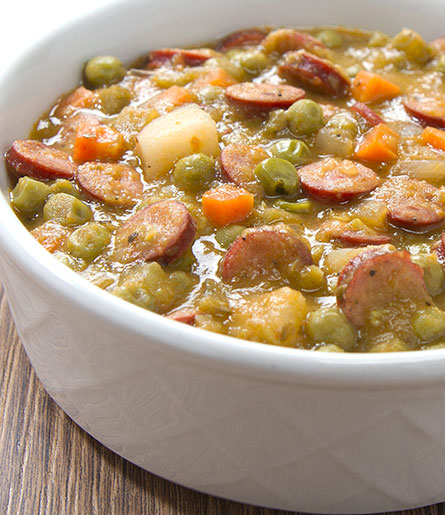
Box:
(2, 0), (445, 512)
(2, 250), (445, 514)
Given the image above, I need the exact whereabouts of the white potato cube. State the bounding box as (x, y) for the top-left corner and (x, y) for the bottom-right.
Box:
(136, 103), (220, 180)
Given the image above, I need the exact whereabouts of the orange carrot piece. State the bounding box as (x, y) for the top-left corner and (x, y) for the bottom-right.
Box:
(31, 222), (71, 253)
(154, 85), (194, 112)
(73, 121), (126, 163)
(192, 67), (237, 89)
(421, 126), (445, 151)
(351, 70), (401, 103)
(55, 86), (98, 118)
(202, 184), (254, 227)
(355, 123), (400, 162)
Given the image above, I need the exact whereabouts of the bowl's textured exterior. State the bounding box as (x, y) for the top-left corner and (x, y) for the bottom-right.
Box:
(1, 0), (445, 512)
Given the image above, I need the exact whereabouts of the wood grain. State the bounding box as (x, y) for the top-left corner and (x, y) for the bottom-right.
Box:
(0, 282), (444, 515)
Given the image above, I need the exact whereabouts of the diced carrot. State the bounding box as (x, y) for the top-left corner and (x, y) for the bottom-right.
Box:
(55, 86), (98, 118)
(351, 70), (401, 103)
(73, 121), (126, 163)
(31, 222), (71, 253)
(421, 126), (445, 151)
(355, 123), (400, 162)
(202, 184), (254, 227)
(153, 85), (194, 112)
(192, 67), (237, 89)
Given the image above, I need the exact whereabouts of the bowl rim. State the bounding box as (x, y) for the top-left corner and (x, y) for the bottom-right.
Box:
(2, 0), (445, 389)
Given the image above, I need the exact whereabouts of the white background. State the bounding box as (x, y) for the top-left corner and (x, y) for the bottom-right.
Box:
(0, 0), (114, 69)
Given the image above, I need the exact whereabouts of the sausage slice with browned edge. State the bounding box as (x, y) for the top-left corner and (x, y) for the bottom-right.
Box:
(298, 157), (379, 203)
(221, 223), (312, 282)
(5, 140), (77, 180)
(165, 308), (198, 325)
(112, 200), (196, 264)
(278, 50), (350, 97)
(219, 143), (268, 196)
(337, 248), (432, 327)
(218, 29), (267, 52)
(262, 28), (327, 55)
(77, 162), (143, 207)
(318, 220), (391, 247)
(225, 83), (305, 111)
(376, 177), (445, 231)
(350, 102), (384, 127)
(403, 96), (445, 128)
(146, 48), (215, 69)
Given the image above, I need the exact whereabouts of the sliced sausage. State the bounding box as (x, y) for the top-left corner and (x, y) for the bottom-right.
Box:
(218, 29), (267, 52)
(221, 223), (312, 282)
(376, 177), (445, 231)
(350, 102), (384, 127)
(262, 29), (326, 56)
(219, 143), (268, 196)
(4, 140), (77, 180)
(112, 200), (196, 264)
(225, 82), (305, 111)
(298, 158), (379, 203)
(278, 50), (350, 97)
(77, 162), (143, 207)
(337, 248), (431, 327)
(146, 48), (215, 69)
(165, 308), (197, 325)
(403, 96), (445, 128)
(318, 219), (391, 246)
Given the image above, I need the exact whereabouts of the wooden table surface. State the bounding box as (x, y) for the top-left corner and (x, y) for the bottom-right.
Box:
(1, 283), (444, 515)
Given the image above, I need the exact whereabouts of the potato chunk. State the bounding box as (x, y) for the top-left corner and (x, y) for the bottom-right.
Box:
(230, 287), (307, 347)
(136, 103), (220, 180)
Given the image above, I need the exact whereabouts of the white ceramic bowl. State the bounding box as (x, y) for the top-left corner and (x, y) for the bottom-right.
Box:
(1, 0), (445, 512)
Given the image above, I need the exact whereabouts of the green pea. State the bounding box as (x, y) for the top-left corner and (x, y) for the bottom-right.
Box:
(173, 153), (216, 192)
(169, 271), (195, 297)
(316, 29), (343, 49)
(286, 99), (325, 137)
(306, 307), (357, 351)
(275, 199), (312, 214)
(98, 84), (132, 115)
(43, 193), (92, 226)
(327, 112), (358, 137)
(412, 306), (445, 342)
(65, 222), (111, 260)
(227, 49), (268, 74)
(269, 139), (311, 166)
(84, 56), (126, 88)
(215, 225), (246, 248)
(254, 158), (299, 196)
(50, 179), (81, 197)
(411, 254), (444, 296)
(263, 109), (289, 135)
(113, 262), (174, 312)
(10, 177), (51, 213)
